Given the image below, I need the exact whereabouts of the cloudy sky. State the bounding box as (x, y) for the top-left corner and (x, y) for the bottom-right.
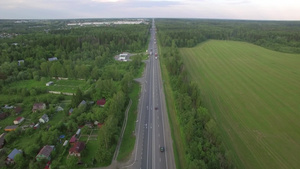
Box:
(0, 0), (299, 20)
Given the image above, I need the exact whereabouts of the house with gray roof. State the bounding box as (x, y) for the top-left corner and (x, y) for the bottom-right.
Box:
(39, 114), (49, 123)
(6, 148), (22, 164)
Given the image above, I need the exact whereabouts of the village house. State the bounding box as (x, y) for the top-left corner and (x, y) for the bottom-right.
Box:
(69, 142), (85, 157)
(0, 133), (6, 148)
(78, 100), (86, 107)
(39, 114), (49, 123)
(63, 140), (68, 146)
(0, 112), (7, 120)
(48, 57), (58, 61)
(76, 129), (81, 136)
(69, 108), (74, 115)
(118, 53), (128, 61)
(46, 81), (54, 86)
(69, 135), (77, 145)
(36, 145), (54, 161)
(34, 123), (40, 129)
(13, 117), (25, 125)
(17, 60), (24, 66)
(14, 106), (22, 115)
(56, 106), (64, 112)
(32, 103), (46, 112)
(97, 98), (106, 107)
(6, 149), (22, 164)
(4, 125), (18, 132)
(3, 105), (14, 109)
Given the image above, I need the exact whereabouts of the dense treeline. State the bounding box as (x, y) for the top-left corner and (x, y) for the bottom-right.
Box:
(0, 24), (149, 87)
(161, 41), (232, 169)
(156, 19), (300, 53)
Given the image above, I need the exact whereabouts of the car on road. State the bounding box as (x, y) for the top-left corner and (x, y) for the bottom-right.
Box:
(160, 146), (165, 152)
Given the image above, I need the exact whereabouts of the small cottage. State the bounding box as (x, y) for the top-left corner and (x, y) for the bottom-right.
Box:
(13, 117), (24, 125)
(39, 114), (49, 123)
(6, 149), (22, 164)
(36, 145), (54, 161)
(4, 125), (18, 132)
(32, 103), (46, 112)
(97, 98), (106, 107)
(69, 142), (85, 157)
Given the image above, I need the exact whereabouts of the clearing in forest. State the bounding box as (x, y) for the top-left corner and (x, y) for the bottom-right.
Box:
(180, 40), (300, 169)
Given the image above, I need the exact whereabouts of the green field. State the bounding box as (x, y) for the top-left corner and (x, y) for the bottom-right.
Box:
(180, 40), (300, 169)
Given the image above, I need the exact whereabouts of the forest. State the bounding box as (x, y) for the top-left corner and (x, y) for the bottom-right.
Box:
(157, 19), (300, 53)
(0, 20), (149, 168)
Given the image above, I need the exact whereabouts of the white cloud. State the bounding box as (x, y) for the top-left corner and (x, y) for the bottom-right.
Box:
(0, 0), (299, 19)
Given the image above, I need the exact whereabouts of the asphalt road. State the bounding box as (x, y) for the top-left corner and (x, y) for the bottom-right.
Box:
(124, 19), (176, 169)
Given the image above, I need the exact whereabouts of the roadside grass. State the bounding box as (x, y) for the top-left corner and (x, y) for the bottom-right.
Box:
(117, 82), (140, 161)
(180, 40), (300, 169)
(159, 48), (186, 169)
(117, 62), (145, 161)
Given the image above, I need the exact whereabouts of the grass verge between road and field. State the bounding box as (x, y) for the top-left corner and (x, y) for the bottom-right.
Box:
(117, 82), (140, 161)
(159, 45), (185, 169)
(117, 62), (145, 161)
(180, 40), (300, 169)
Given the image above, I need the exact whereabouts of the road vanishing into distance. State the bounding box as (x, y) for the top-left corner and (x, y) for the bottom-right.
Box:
(123, 19), (176, 169)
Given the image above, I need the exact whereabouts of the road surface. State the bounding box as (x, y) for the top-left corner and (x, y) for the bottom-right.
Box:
(123, 19), (176, 169)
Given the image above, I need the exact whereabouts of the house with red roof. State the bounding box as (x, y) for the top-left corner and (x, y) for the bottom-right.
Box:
(13, 117), (24, 125)
(69, 142), (85, 157)
(69, 135), (77, 145)
(96, 98), (106, 107)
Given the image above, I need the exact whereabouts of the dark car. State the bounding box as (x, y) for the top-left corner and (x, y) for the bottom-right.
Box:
(160, 146), (165, 152)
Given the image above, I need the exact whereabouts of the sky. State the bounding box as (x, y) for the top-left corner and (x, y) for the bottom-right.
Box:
(0, 0), (299, 20)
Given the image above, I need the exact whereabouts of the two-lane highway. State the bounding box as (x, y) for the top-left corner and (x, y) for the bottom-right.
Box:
(125, 19), (175, 169)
